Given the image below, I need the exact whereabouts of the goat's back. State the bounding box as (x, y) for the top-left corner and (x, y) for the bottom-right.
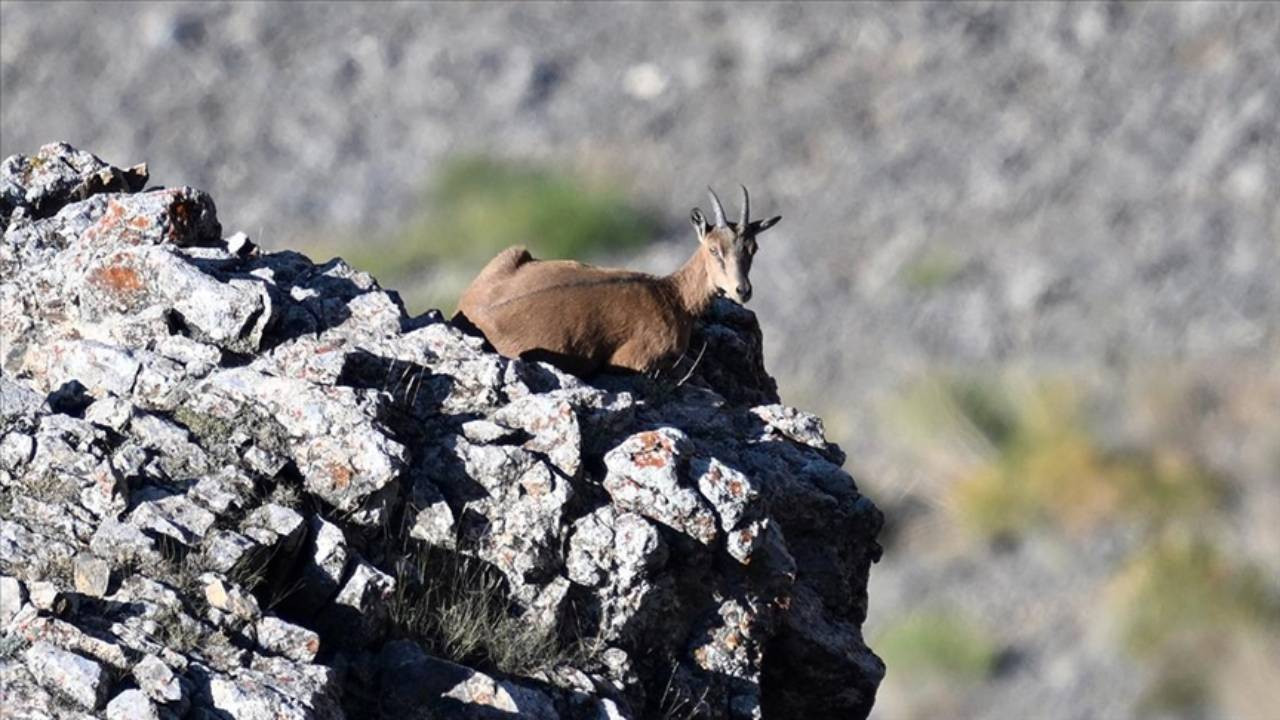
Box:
(456, 246), (686, 373)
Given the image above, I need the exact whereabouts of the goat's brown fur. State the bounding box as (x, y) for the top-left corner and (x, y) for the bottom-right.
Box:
(454, 187), (780, 376)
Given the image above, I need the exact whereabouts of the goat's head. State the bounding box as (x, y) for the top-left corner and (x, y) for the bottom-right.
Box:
(690, 185), (781, 304)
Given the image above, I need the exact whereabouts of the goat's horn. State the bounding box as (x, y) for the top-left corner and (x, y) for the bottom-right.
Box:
(738, 184), (750, 232)
(707, 186), (727, 228)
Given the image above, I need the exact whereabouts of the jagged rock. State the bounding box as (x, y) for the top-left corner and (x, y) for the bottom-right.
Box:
(190, 468), (257, 516)
(240, 503), (305, 555)
(90, 517), (163, 565)
(0, 575), (26, 626)
(566, 506), (672, 644)
(204, 576), (262, 622)
(84, 395), (133, 431)
(12, 614), (132, 671)
(135, 653), (186, 705)
(129, 489), (217, 547)
(184, 369), (407, 516)
(255, 616), (321, 663)
(0, 659), (67, 719)
(72, 553), (111, 597)
(0, 375), (47, 426)
(0, 142), (147, 223)
(193, 657), (343, 720)
(320, 557), (394, 650)
(406, 464), (458, 548)
(751, 404), (845, 463)
(23, 640), (110, 710)
(82, 245), (273, 353)
(292, 515), (349, 617)
(377, 640), (560, 719)
(78, 186), (220, 249)
(0, 143), (883, 719)
(203, 529), (260, 575)
(603, 428), (719, 545)
(492, 393), (583, 477)
(0, 430), (35, 471)
(106, 689), (164, 720)
(28, 581), (71, 614)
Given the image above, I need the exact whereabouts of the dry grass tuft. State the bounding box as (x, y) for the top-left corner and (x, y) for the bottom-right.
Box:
(389, 545), (591, 676)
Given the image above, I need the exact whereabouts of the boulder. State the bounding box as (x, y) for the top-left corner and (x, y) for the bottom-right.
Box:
(0, 142), (883, 719)
(23, 641), (110, 710)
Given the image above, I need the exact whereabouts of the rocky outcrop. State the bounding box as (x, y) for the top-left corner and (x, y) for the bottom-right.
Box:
(0, 143), (883, 718)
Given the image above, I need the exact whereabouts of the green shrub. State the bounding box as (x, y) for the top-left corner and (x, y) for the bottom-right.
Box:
(900, 246), (965, 291)
(876, 610), (998, 683)
(1108, 535), (1280, 715)
(892, 375), (1222, 541)
(340, 156), (661, 313)
(1110, 536), (1280, 660)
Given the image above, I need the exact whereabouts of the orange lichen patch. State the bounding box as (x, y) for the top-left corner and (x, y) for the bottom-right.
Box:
(84, 199), (152, 246)
(632, 431), (674, 468)
(692, 516), (717, 543)
(102, 199), (126, 224)
(306, 636), (320, 655)
(88, 262), (145, 299)
(726, 476), (745, 498)
(524, 402), (574, 435)
(327, 462), (353, 490)
(722, 630), (741, 650)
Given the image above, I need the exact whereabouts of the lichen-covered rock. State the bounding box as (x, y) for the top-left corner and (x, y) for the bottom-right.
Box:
(241, 503), (304, 545)
(604, 428), (719, 545)
(0, 142), (883, 719)
(192, 657), (343, 720)
(0, 142), (148, 225)
(106, 688), (164, 720)
(129, 489), (217, 547)
(135, 653), (186, 706)
(255, 616), (321, 663)
(72, 553), (111, 597)
(0, 575), (26, 627)
(23, 640), (110, 710)
(204, 576), (262, 622)
(90, 517), (162, 565)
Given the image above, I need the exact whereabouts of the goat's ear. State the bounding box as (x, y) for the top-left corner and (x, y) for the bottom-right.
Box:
(750, 215), (782, 236)
(690, 208), (708, 238)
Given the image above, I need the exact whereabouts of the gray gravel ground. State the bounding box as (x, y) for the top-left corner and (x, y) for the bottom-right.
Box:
(4, 2), (1279, 718)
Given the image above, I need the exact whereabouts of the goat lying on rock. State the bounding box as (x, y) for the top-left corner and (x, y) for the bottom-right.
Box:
(455, 186), (780, 376)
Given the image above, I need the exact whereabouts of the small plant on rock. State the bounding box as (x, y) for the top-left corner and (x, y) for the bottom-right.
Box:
(389, 544), (580, 677)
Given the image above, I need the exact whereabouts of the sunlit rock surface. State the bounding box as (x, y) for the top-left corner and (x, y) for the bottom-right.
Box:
(0, 143), (883, 719)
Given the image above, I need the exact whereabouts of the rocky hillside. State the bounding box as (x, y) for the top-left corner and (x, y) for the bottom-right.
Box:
(0, 143), (883, 719)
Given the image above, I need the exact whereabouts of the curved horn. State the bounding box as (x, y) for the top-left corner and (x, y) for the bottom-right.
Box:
(738, 184), (750, 232)
(707, 186), (727, 228)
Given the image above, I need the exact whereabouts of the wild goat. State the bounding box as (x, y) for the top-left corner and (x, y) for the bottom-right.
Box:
(454, 186), (781, 376)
